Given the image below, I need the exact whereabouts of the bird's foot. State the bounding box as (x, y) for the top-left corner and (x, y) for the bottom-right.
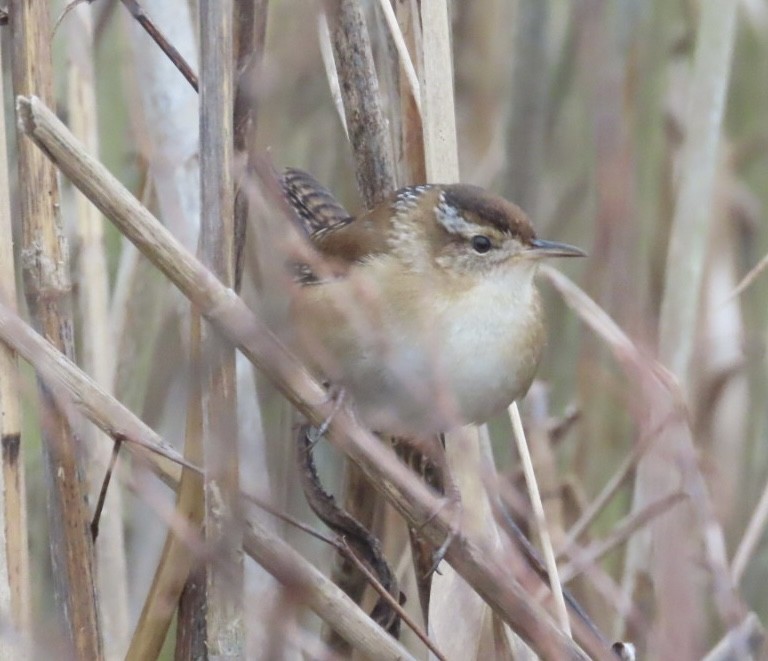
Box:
(417, 484), (462, 577)
(306, 385), (346, 449)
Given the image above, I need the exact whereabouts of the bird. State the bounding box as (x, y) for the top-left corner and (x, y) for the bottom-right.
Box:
(281, 167), (585, 440)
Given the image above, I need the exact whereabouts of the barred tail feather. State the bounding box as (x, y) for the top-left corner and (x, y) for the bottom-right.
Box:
(281, 168), (352, 236)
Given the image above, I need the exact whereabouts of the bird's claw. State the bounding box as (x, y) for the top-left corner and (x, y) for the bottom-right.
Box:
(306, 386), (346, 450)
(417, 489), (462, 578)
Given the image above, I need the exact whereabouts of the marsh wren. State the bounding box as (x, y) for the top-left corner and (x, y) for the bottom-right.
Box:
(282, 168), (584, 437)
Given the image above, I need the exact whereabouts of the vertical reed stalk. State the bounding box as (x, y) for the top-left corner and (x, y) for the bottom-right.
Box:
(0, 24), (30, 649)
(323, 2), (397, 653)
(9, 0), (102, 656)
(198, 0), (244, 655)
(628, 0), (740, 655)
(66, 5), (130, 656)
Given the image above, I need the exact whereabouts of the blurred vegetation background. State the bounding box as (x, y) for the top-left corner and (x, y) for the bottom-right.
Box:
(2, 0), (768, 658)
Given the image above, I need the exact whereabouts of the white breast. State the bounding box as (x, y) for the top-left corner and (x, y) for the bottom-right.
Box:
(436, 267), (543, 425)
(314, 260), (545, 436)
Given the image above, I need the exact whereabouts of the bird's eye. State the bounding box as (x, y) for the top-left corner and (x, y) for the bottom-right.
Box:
(471, 235), (492, 254)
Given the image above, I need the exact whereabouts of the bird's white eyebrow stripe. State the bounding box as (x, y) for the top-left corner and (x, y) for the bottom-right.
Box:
(435, 191), (484, 236)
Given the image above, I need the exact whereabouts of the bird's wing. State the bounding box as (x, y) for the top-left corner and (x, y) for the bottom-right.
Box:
(280, 168), (393, 269)
(281, 168), (352, 235)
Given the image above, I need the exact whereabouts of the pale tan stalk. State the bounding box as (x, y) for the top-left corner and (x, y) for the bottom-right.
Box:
(17, 95), (608, 659)
(317, 13), (348, 138)
(509, 404), (571, 635)
(9, 2), (102, 656)
(542, 264), (747, 644)
(322, 2), (396, 651)
(66, 6), (130, 657)
(326, 0), (396, 207)
(504, 0), (549, 213)
(701, 612), (765, 661)
(375, 0), (421, 117)
(198, 1), (244, 655)
(121, 0), (200, 393)
(125, 315), (204, 661)
(627, 0), (741, 653)
(0, 27), (30, 650)
(420, 0), (570, 648)
(394, 0), (425, 185)
(0, 301), (414, 661)
(558, 493), (686, 585)
(419, 0), (459, 182)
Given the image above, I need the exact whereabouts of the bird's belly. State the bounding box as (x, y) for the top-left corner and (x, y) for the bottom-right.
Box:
(335, 296), (543, 435)
(439, 297), (544, 424)
(293, 269), (544, 436)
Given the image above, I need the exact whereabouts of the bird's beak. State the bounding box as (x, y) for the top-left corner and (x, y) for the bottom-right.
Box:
(527, 238), (586, 259)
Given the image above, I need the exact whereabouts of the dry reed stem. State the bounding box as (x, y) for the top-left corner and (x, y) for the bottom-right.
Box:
(9, 2), (102, 656)
(66, 5), (131, 654)
(558, 493), (687, 585)
(317, 13), (349, 138)
(394, 0), (425, 185)
(542, 265), (745, 634)
(125, 315), (205, 661)
(198, 1), (244, 655)
(701, 612), (765, 661)
(0, 298), (412, 660)
(732, 476), (768, 582)
(120, 0), (199, 91)
(509, 404), (571, 635)
(375, 0), (421, 117)
(419, 1), (496, 650)
(420, 0), (570, 648)
(325, 0), (396, 207)
(322, 2), (396, 651)
(631, 0), (741, 650)
(0, 25), (30, 643)
(18, 94), (608, 660)
(0, 301), (194, 472)
(419, 0), (459, 181)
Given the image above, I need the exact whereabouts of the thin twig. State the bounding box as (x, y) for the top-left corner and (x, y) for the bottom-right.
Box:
(317, 12), (348, 139)
(509, 403), (571, 636)
(731, 473), (768, 582)
(701, 612), (765, 661)
(729, 250), (768, 300)
(90, 436), (124, 541)
(340, 538), (446, 661)
(559, 493), (688, 585)
(120, 0), (199, 91)
(374, 0), (421, 116)
(558, 410), (679, 554)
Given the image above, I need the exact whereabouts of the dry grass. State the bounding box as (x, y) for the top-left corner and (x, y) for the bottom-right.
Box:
(2, 0), (768, 658)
